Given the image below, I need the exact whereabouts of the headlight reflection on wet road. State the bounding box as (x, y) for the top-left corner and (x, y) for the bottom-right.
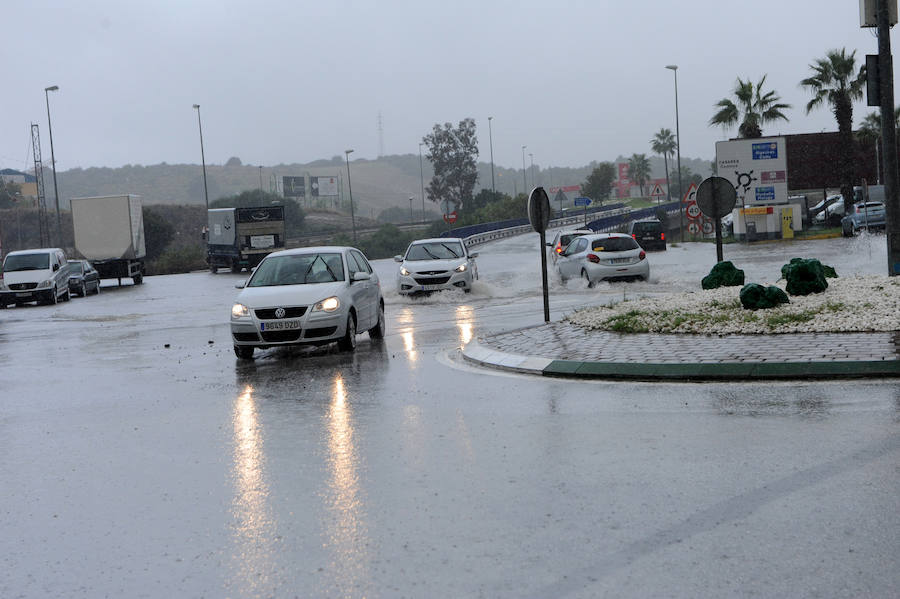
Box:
(455, 305), (474, 346)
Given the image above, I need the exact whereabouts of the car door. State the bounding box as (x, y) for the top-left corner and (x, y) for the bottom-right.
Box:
(352, 250), (380, 315)
(347, 250), (375, 329)
(558, 237), (587, 278)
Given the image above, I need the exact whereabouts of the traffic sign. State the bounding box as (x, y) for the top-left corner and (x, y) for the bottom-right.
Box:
(696, 176), (737, 219)
(527, 187), (551, 233)
(574, 197), (592, 206)
(553, 189), (567, 206)
(702, 220), (714, 235)
(682, 182), (698, 204)
(686, 203), (701, 219)
(650, 184), (665, 198)
(443, 211), (458, 224)
(688, 222), (700, 234)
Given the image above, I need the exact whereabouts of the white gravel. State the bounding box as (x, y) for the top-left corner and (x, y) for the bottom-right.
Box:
(565, 275), (900, 335)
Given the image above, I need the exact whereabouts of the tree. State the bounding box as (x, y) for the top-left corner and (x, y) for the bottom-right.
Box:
(210, 189), (305, 237)
(581, 163), (616, 203)
(627, 153), (651, 197)
(709, 75), (791, 138)
(801, 48), (867, 210)
(142, 207), (176, 261)
(422, 118), (479, 213)
(0, 179), (22, 209)
(650, 129), (676, 202)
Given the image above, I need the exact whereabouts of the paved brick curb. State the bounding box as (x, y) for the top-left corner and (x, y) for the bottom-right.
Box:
(462, 325), (900, 381)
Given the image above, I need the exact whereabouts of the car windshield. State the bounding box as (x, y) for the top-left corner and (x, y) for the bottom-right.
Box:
(68, 261), (84, 275)
(592, 237), (639, 252)
(247, 252), (345, 287)
(3, 253), (50, 272)
(406, 241), (463, 261)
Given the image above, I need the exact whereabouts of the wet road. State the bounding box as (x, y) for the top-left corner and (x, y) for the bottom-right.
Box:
(1, 233), (898, 598)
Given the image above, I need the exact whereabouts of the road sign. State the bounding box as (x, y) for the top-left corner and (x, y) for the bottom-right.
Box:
(527, 187), (551, 233)
(282, 176), (305, 198)
(440, 199), (455, 215)
(554, 189), (567, 206)
(650, 184), (665, 198)
(574, 197), (592, 206)
(702, 220), (714, 235)
(696, 176), (737, 219)
(443, 211), (457, 224)
(682, 182), (698, 204)
(686, 202), (701, 219)
(688, 222), (700, 234)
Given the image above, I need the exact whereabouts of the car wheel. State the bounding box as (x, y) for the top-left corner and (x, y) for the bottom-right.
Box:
(231, 260), (241, 274)
(234, 345), (255, 360)
(133, 274), (143, 285)
(209, 263), (218, 274)
(79, 282), (86, 297)
(62, 289), (70, 302)
(337, 312), (357, 352)
(582, 269), (595, 289)
(48, 287), (58, 305)
(369, 302), (385, 340)
(94, 281), (101, 295)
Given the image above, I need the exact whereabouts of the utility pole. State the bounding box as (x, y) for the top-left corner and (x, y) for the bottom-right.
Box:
(877, 0), (900, 275)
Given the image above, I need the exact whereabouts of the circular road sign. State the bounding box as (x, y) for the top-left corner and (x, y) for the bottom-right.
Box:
(695, 176), (737, 219)
(527, 187), (551, 233)
(443, 211), (458, 224)
(702, 220), (714, 234)
(686, 202), (701, 219)
(688, 222), (701, 235)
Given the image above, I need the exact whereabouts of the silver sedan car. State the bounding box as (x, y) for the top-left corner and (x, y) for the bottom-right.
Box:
(555, 233), (649, 286)
(230, 246), (385, 359)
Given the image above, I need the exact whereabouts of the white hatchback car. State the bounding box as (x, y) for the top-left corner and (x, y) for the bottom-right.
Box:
(555, 233), (649, 286)
(230, 246), (384, 359)
(394, 238), (478, 294)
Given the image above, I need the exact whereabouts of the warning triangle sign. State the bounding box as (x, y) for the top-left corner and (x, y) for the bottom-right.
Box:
(554, 189), (567, 205)
(650, 184), (665, 197)
(682, 182), (699, 203)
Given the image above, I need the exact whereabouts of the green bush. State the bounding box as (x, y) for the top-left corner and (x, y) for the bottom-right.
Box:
(701, 261), (745, 289)
(147, 245), (207, 275)
(781, 258), (831, 296)
(739, 283), (790, 310)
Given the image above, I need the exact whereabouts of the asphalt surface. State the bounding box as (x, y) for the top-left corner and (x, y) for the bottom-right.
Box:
(2, 233), (898, 598)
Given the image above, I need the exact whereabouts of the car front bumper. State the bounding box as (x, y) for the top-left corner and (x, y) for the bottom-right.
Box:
(398, 270), (472, 294)
(231, 305), (349, 348)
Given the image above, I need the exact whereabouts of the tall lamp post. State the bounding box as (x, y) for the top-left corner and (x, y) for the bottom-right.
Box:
(345, 149), (357, 243)
(665, 65), (684, 242)
(409, 196), (414, 223)
(521, 145), (527, 193)
(44, 85), (62, 246)
(488, 116), (496, 196)
(529, 153), (534, 189)
(192, 104), (210, 210)
(418, 142), (426, 222)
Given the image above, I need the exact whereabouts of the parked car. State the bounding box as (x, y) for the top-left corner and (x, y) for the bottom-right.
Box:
(809, 194), (843, 221)
(67, 259), (101, 296)
(0, 248), (71, 307)
(841, 201), (886, 236)
(814, 197), (847, 225)
(628, 219), (666, 251)
(555, 233), (649, 286)
(230, 246), (384, 359)
(546, 229), (593, 264)
(394, 238), (478, 295)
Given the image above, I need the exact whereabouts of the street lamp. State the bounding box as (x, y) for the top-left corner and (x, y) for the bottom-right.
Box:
(529, 153), (534, 189)
(192, 104), (210, 210)
(665, 65), (684, 242)
(418, 142), (426, 222)
(44, 85), (62, 246)
(409, 196), (414, 223)
(488, 116), (496, 197)
(345, 149), (357, 244)
(521, 145), (527, 193)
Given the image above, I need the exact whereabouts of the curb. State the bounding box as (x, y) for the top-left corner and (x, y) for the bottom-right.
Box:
(462, 340), (900, 381)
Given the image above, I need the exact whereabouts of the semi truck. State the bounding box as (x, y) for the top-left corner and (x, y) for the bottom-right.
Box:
(207, 205), (285, 273)
(70, 194), (146, 285)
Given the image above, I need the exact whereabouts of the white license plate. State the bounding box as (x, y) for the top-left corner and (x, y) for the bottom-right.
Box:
(419, 284), (444, 291)
(15, 292), (32, 297)
(609, 258), (632, 264)
(260, 319), (301, 331)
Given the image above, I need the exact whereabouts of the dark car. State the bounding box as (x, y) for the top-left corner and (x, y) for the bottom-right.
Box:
(67, 260), (101, 296)
(628, 219), (666, 251)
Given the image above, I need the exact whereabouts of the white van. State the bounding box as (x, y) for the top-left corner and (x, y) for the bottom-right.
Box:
(0, 248), (72, 307)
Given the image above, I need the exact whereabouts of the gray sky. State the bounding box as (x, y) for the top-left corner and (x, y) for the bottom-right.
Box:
(3, 0), (893, 172)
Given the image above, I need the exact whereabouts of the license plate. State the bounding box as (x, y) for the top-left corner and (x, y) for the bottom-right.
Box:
(15, 292), (32, 297)
(642, 236), (656, 240)
(419, 284), (443, 291)
(610, 258), (632, 264)
(260, 319), (301, 331)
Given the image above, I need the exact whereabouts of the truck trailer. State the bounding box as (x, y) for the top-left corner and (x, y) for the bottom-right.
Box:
(70, 194), (146, 285)
(207, 206), (285, 273)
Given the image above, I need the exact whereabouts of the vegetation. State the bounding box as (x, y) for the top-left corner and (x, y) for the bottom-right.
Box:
(143, 208), (175, 261)
(0, 179), (22, 209)
(627, 154), (651, 196)
(581, 162), (616, 203)
(650, 129), (676, 202)
(422, 118), (479, 214)
(800, 48), (867, 210)
(709, 75), (791, 138)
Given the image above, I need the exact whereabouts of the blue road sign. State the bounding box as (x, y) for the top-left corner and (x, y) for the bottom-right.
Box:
(574, 197), (592, 206)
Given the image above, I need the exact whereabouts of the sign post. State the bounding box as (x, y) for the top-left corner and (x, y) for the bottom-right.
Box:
(528, 187), (552, 322)
(574, 196), (592, 226)
(695, 176), (738, 262)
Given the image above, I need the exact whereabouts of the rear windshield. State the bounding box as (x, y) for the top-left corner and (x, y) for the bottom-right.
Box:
(631, 222), (661, 234)
(248, 252), (345, 287)
(560, 233), (587, 247)
(592, 237), (639, 252)
(406, 241), (464, 260)
(3, 253), (50, 272)
(68, 261), (85, 274)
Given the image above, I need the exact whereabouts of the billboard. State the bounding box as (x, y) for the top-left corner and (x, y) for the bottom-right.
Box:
(715, 137), (787, 205)
(310, 176), (338, 197)
(282, 176), (305, 198)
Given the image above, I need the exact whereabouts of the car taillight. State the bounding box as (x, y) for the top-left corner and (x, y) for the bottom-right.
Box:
(587, 253), (600, 263)
(631, 233), (636, 239)
(660, 232), (665, 240)
(555, 244), (562, 254)
(639, 250), (646, 260)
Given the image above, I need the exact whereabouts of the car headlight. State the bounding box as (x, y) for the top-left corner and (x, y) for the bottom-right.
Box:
(38, 279), (53, 289)
(312, 296), (340, 312)
(231, 303), (250, 318)
(455, 263), (467, 273)
(399, 267), (410, 276)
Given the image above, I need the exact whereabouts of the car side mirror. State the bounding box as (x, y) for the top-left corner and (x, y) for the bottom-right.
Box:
(53, 263), (59, 271)
(393, 255), (403, 262)
(235, 281), (246, 289)
(351, 271), (371, 282)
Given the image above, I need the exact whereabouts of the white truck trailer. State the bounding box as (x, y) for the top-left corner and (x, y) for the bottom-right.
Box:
(70, 194), (146, 285)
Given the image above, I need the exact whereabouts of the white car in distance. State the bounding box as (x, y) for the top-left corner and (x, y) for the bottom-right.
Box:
(394, 238), (478, 295)
(555, 233), (649, 287)
(230, 246), (385, 359)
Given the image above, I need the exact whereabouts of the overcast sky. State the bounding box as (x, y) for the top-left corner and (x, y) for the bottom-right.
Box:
(3, 1), (894, 173)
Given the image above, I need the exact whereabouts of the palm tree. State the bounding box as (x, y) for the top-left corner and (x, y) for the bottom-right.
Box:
(627, 153), (651, 197)
(800, 48), (866, 209)
(650, 128), (676, 202)
(709, 75), (791, 138)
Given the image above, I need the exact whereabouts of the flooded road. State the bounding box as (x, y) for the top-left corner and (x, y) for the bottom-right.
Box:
(1, 234), (897, 598)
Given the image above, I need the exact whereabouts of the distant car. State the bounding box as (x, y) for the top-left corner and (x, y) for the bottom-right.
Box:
(814, 198), (847, 225)
(555, 233), (649, 287)
(627, 219), (666, 251)
(841, 201), (886, 236)
(67, 259), (101, 297)
(230, 246), (385, 359)
(394, 238), (478, 295)
(721, 212), (734, 235)
(0, 248), (71, 307)
(546, 229), (593, 264)
(809, 194), (843, 221)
